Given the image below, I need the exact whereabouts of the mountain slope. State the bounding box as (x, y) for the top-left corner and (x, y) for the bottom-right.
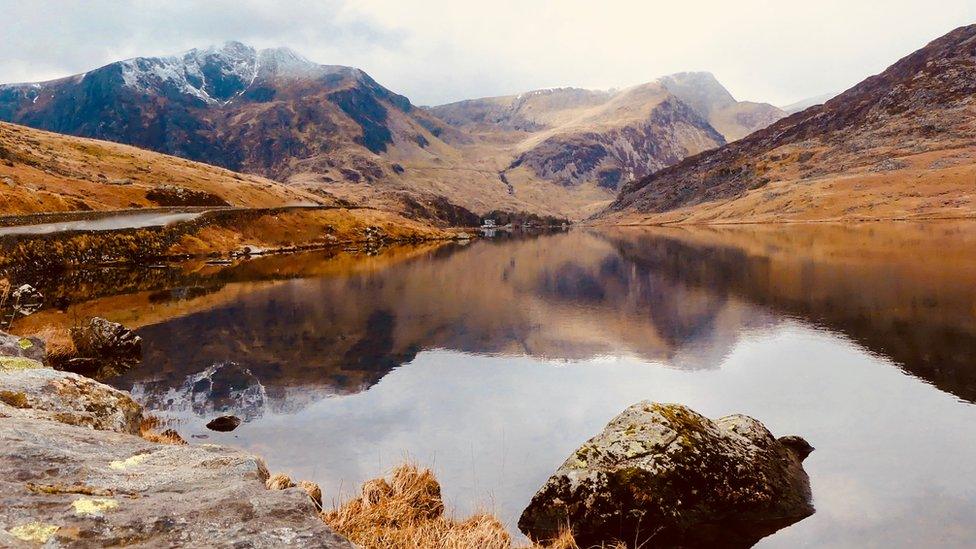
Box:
(0, 120), (447, 265)
(604, 24), (976, 224)
(0, 43), (441, 181)
(0, 120), (323, 214)
(780, 92), (838, 115)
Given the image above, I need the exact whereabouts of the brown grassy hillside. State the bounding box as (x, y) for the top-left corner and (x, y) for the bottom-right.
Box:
(0, 121), (325, 214)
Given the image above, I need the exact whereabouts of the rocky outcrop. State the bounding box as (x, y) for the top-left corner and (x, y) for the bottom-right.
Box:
(9, 284), (43, 316)
(0, 360), (351, 548)
(519, 402), (814, 548)
(0, 362), (143, 433)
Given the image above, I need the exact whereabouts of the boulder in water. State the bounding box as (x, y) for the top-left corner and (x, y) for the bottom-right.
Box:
(518, 402), (815, 548)
(206, 415), (242, 432)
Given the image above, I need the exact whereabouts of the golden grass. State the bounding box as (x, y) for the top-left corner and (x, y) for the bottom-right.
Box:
(321, 464), (585, 549)
(31, 324), (76, 362)
(321, 464), (511, 549)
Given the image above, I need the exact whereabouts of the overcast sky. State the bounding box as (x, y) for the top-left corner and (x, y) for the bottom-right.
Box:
(1, 0), (974, 106)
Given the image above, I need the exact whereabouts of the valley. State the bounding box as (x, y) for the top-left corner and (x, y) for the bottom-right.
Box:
(1, 11), (975, 549)
(0, 44), (785, 222)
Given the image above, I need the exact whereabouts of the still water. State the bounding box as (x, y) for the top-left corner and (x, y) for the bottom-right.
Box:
(22, 222), (976, 547)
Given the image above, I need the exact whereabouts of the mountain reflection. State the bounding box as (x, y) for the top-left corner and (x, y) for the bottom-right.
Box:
(23, 220), (969, 416)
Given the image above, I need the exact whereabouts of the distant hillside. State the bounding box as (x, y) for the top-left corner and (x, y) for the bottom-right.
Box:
(426, 74), (783, 216)
(0, 42), (545, 219)
(604, 24), (976, 224)
(0, 43), (785, 221)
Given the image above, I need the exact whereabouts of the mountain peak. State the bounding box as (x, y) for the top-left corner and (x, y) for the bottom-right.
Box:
(656, 71), (737, 115)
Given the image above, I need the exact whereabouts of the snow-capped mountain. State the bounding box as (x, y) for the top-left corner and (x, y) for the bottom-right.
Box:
(0, 41), (446, 182)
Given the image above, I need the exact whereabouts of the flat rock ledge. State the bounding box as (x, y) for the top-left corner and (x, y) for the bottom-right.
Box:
(519, 401), (815, 548)
(0, 359), (352, 548)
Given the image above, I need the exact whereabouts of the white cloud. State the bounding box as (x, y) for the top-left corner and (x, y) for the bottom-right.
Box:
(0, 0), (973, 106)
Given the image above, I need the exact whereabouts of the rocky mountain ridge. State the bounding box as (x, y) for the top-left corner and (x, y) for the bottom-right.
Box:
(0, 45), (785, 221)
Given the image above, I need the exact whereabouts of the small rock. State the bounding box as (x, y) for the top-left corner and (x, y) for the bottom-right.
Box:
(10, 284), (43, 316)
(206, 415), (242, 432)
(519, 402), (815, 548)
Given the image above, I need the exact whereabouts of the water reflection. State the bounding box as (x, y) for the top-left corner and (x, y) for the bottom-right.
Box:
(14, 221), (976, 546)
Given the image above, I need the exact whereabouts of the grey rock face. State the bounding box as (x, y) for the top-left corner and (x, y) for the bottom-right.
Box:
(0, 364), (352, 548)
(519, 402), (814, 548)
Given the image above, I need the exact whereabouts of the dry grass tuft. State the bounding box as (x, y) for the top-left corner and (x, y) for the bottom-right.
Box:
(139, 415), (186, 445)
(322, 464), (510, 549)
(266, 473), (296, 491)
(299, 480), (323, 510)
(32, 324), (77, 362)
(320, 464), (584, 548)
(543, 529), (581, 549)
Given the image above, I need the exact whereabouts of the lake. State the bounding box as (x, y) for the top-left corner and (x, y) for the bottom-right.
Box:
(19, 222), (976, 547)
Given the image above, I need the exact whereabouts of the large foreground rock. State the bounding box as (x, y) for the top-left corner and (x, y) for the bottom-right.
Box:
(519, 402), (814, 548)
(0, 365), (351, 548)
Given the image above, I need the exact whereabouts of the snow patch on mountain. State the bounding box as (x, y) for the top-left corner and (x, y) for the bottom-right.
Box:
(117, 41), (324, 104)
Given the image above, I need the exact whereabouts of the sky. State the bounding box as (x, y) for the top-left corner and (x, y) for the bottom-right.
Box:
(1, 0), (974, 106)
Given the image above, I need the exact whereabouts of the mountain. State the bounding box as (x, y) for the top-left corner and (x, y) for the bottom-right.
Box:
(604, 24), (976, 224)
(0, 42), (441, 180)
(780, 92), (838, 114)
(427, 73), (784, 216)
